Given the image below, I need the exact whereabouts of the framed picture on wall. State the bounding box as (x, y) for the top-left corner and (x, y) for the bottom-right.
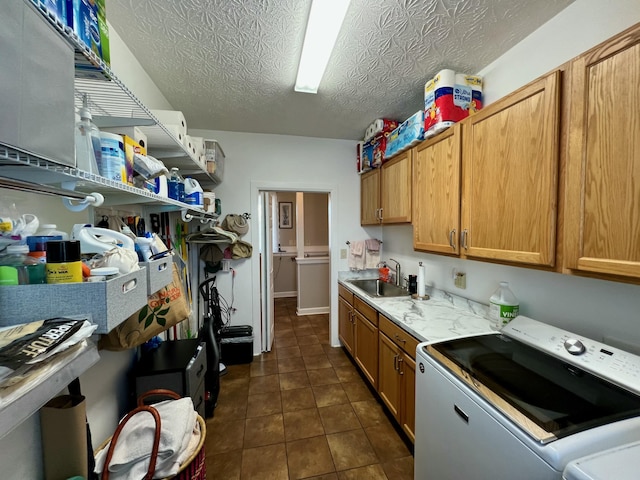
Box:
(279, 202), (293, 229)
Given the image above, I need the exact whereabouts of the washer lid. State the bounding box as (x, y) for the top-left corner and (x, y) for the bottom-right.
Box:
(425, 332), (640, 443)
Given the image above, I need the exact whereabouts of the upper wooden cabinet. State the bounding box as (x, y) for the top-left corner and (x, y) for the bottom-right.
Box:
(360, 150), (412, 225)
(380, 150), (412, 224)
(413, 125), (462, 254)
(565, 24), (640, 279)
(460, 70), (561, 266)
(360, 169), (380, 225)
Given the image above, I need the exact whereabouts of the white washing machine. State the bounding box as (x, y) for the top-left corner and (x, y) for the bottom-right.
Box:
(414, 316), (640, 480)
(563, 441), (640, 479)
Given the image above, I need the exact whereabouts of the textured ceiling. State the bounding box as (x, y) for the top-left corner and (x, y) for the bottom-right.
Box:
(106, 0), (573, 141)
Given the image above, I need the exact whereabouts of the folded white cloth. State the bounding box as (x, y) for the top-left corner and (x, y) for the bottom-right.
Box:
(154, 416), (202, 478)
(348, 241), (366, 270)
(94, 397), (197, 480)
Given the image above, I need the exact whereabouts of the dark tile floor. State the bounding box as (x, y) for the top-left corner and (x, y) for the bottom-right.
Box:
(204, 297), (414, 480)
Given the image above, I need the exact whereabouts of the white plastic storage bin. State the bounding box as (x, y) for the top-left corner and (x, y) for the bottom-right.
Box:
(0, 268), (147, 334)
(139, 257), (172, 295)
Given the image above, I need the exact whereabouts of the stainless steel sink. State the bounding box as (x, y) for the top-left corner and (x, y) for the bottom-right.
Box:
(347, 279), (409, 297)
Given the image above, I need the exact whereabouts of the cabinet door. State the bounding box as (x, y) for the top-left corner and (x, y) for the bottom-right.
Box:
(354, 311), (378, 389)
(338, 296), (354, 355)
(380, 150), (412, 224)
(378, 332), (401, 420)
(461, 71), (561, 266)
(360, 169), (380, 225)
(565, 25), (640, 278)
(400, 353), (416, 443)
(413, 125), (462, 254)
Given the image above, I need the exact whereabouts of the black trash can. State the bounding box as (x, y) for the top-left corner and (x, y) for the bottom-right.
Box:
(220, 325), (254, 365)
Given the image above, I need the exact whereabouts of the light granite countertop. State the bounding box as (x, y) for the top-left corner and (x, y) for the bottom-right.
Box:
(338, 270), (495, 344)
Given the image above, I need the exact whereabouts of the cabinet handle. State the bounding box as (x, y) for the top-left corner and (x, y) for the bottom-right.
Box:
(449, 229), (457, 251)
(398, 357), (404, 375)
(461, 229), (469, 250)
(394, 333), (406, 344)
(378, 208), (383, 222)
(393, 354), (399, 371)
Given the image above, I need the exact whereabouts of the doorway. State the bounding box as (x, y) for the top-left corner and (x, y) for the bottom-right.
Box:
(257, 189), (331, 352)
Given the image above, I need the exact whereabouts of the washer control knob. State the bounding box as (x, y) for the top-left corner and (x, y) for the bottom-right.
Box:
(564, 338), (586, 355)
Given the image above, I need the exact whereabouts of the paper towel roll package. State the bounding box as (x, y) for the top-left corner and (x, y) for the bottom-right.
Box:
(424, 69), (483, 139)
(150, 109), (187, 132)
(183, 134), (198, 157)
(139, 109), (188, 148)
(385, 110), (425, 159)
(139, 123), (185, 147)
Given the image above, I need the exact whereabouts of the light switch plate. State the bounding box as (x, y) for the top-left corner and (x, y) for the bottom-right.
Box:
(340, 249), (347, 259)
(454, 272), (466, 289)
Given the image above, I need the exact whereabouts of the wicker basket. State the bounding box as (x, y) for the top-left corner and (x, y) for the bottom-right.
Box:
(96, 389), (206, 480)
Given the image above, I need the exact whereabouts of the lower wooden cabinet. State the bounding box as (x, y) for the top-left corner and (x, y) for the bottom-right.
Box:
(378, 332), (402, 418)
(378, 314), (418, 442)
(354, 309), (378, 389)
(338, 284), (417, 443)
(338, 295), (355, 355)
(400, 354), (416, 443)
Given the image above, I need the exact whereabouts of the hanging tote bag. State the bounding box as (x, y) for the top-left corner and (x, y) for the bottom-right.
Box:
(99, 262), (190, 351)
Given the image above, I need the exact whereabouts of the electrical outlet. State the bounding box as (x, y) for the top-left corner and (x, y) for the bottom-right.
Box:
(340, 249), (347, 259)
(454, 272), (467, 289)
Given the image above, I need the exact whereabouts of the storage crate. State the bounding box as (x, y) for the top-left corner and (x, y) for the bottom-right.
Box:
(0, 268), (147, 333)
(139, 257), (172, 295)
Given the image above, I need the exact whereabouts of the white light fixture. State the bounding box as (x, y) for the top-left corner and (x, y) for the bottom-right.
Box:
(294, 0), (351, 94)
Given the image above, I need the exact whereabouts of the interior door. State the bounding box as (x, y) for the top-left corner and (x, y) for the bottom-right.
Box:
(260, 192), (275, 351)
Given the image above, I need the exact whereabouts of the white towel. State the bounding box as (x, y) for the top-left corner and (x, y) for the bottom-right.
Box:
(94, 397), (197, 480)
(348, 241), (366, 270)
(365, 238), (380, 252)
(365, 249), (381, 269)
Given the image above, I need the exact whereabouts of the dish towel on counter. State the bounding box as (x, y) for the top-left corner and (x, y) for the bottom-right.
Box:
(348, 241), (366, 270)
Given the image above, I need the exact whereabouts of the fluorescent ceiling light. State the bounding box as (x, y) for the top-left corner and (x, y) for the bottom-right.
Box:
(295, 0), (351, 94)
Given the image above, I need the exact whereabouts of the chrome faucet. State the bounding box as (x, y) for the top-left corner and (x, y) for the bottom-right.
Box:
(388, 258), (401, 286)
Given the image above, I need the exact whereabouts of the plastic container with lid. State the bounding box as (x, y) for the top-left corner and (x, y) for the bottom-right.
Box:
(88, 266), (120, 282)
(45, 240), (83, 284)
(36, 224), (69, 240)
(75, 95), (100, 174)
(167, 167), (185, 202)
(99, 132), (126, 182)
(489, 281), (519, 330)
(184, 177), (203, 207)
(0, 244), (46, 284)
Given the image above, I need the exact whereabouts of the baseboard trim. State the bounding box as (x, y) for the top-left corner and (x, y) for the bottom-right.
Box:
(296, 306), (330, 316)
(274, 291), (297, 298)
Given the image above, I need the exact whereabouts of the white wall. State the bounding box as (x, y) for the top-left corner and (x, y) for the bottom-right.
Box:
(190, 129), (366, 350)
(381, 0), (640, 352)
